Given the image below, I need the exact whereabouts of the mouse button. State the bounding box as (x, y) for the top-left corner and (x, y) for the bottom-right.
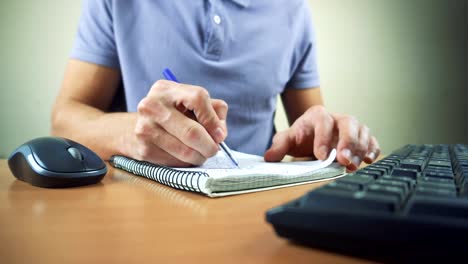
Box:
(82, 153), (106, 171)
(67, 147), (83, 161)
(69, 143), (106, 171)
(81, 149), (106, 171)
(29, 138), (85, 173)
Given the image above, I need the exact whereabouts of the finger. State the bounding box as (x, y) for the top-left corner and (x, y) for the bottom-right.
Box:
(170, 82), (226, 143)
(134, 139), (194, 167)
(138, 97), (219, 158)
(160, 110), (219, 158)
(364, 136), (381, 164)
(135, 117), (206, 165)
(355, 124), (370, 163)
(211, 99), (228, 136)
(312, 115), (334, 160)
(334, 115), (359, 169)
(264, 130), (294, 162)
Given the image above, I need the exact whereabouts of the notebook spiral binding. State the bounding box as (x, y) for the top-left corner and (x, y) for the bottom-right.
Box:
(110, 156), (209, 192)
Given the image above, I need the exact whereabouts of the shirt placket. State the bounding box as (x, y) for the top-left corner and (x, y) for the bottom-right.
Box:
(204, 0), (225, 60)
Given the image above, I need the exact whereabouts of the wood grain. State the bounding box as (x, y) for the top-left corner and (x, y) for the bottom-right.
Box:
(0, 160), (374, 264)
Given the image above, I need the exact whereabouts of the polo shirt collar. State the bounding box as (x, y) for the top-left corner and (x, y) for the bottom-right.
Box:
(229, 0), (251, 8)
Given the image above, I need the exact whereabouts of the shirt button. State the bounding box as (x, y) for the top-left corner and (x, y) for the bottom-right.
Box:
(213, 15), (221, 25)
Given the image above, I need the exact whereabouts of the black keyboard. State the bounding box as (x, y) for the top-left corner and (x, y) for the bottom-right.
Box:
(266, 144), (468, 262)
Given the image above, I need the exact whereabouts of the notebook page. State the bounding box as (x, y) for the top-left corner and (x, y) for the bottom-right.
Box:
(177, 149), (337, 178)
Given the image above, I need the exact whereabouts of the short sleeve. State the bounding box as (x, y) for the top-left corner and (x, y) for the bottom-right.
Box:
(70, 0), (120, 68)
(286, 2), (320, 89)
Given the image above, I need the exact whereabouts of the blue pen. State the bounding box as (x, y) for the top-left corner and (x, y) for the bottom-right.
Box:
(162, 68), (240, 168)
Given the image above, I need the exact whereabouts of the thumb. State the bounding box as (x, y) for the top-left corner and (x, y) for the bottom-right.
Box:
(264, 130), (293, 162)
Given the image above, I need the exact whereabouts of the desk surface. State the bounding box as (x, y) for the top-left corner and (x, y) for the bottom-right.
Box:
(0, 160), (372, 264)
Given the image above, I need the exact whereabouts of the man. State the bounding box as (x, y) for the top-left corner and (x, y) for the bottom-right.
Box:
(52, 0), (380, 171)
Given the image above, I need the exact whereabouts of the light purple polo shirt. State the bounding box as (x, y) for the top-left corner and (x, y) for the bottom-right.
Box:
(71, 0), (320, 155)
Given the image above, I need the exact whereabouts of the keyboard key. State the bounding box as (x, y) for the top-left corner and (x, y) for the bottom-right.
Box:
(401, 159), (425, 171)
(336, 174), (374, 188)
(417, 181), (456, 192)
(306, 188), (398, 213)
(370, 164), (391, 174)
(323, 181), (361, 192)
(366, 184), (406, 204)
(428, 160), (452, 169)
(363, 167), (387, 177)
(381, 175), (416, 190)
(356, 170), (381, 179)
(384, 158), (401, 166)
(415, 186), (457, 197)
(407, 196), (468, 219)
(425, 165), (453, 172)
(424, 171), (454, 180)
(391, 168), (419, 180)
(419, 176), (454, 185)
(375, 179), (409, 196)
(377, 160), (398, 168)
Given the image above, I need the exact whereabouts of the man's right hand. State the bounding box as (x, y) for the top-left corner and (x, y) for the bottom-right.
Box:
(130, 80), (228, 167)
(52, 60), (227, 167)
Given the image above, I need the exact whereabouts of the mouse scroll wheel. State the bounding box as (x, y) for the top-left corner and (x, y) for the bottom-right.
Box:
(67, 147), (84, 161)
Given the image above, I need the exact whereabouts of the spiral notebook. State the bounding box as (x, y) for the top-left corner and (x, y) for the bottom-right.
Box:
(110, 149), (345, 197)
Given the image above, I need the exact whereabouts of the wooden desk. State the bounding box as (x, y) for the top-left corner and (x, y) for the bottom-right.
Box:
(0, 160), (372, 264)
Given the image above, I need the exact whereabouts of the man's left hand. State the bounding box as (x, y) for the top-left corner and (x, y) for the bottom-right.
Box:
(264, 105), (380, 171)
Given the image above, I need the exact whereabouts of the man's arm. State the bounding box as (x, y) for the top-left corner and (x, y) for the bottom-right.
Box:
(265, 87), (380, 171)
(281, 87), (324, 125)
(51, 59), (133, 160)
(51, 60), (227, 166)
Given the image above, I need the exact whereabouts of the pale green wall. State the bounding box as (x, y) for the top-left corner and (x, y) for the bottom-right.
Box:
(0, 1), (81, 158)
(1, 0), (467, 158)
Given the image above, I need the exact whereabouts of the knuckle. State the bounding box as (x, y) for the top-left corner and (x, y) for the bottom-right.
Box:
(138, 97), (164, 115)
(352, 117), (360, 125)
(306, 105), (325, 117)
(139, 99), (170, 124)
(361, 124), (369, 132)
(216, 100), (228, 113)
(313, 105), (326, 113)
(322, 117), (334, 132)
(151, 80), (169, 92)
(198, 87), (210, 98)
(134, 120), (153, 138)
(220, 100), (228, 110)
(180, 146), (196, 161)
(325, 114), (334, 124)
(137, 98), (151, 114)
(345, 115), (358, 124)
(155, 109), (171, 124)
(192, 86), (210, 101)
(182, 125), (200, 142)
(201, 112), (217, 127)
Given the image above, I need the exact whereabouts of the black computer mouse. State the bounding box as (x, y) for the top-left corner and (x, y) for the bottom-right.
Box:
(8, 137), (107, 188)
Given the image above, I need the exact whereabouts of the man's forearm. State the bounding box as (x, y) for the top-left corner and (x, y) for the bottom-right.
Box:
(51, 99), (136, 161)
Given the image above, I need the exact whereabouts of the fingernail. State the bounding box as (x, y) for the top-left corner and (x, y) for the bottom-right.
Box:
(341, 149), (352, 164)
(352, 155), (362, 167)
(319, 146), (329, 160)
(366, 152), (376, 161)
(214, 127), (225, 142)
